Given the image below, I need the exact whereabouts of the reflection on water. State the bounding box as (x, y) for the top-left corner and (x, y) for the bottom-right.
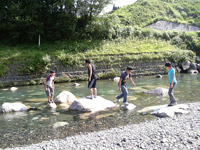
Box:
(0, 74), (200, 148)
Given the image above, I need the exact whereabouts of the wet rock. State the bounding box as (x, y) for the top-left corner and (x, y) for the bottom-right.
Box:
(74, 83), (80, 87)
(46, 102), (57, 109)
(1, 102), (28, 113)
(53, 122), (68, 128)
(10, 87), (18, 91)
(144, 87), (168, 96)
(54, 91), (77, 104)
(114, 77), (120, 83)
(197, 64), (200, 72)
(70, 96), (118, 112)
(189, 63), (197, 70)
(151, 104), (189, 118)
(196, 56), (200, 62)
(182, 61), (191, 71)
(188, 70), (199, 74)
(122, 103), (136, 111)
(155, 74), (162, 78)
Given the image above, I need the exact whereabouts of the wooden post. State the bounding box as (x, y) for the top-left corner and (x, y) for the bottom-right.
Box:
(38, 34), (41, 47)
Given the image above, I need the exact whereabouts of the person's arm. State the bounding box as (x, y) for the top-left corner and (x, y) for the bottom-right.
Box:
(45, 79), (47, 90)
(88, 64), (92, 81)
(129, 77), (136, 86)
(118, 78), (122, 91)
(170, 75), (175, 88)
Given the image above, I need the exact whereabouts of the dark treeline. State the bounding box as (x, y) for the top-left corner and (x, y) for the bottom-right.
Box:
(0, 0), (111, 44)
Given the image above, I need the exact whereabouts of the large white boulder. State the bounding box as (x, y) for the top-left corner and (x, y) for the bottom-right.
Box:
(70, 96), (118, 113)
(144, 87), (168, 96)
(54, 91), (77, 104)
(1, 102), (28, 113)
(151, 104), (189, 118)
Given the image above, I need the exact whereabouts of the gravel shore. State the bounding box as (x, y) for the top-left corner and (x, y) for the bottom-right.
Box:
(5, 103), (200, 150)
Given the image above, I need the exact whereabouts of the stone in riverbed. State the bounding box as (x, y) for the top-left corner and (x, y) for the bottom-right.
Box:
(188, 69), (199, 74)
(74, 83), (80, 87)
(53, 122), (68, 128)
(144, 87), (168, 97)
(114, 77), (120, 83)
(182, 61), (190, 70)
(70, 96), (118, 112)
(155, 74), (162, 78)
(10, 87), (18, 91)
(54, 91), (77, 104)
(46, 102), (57, 109)
(1, 102), (28, 113)
(151, 104), (189, 118)
(122, 103), (136, 111)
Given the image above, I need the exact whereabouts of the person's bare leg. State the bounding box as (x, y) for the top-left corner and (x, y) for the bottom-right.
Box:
(51, 94), (54, 103)
(93, 88), (97, 97)
(48, 96), (50, 103)
(89, 88), (93, 98)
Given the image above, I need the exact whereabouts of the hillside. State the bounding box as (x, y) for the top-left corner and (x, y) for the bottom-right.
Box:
(112, 0), (200, 27)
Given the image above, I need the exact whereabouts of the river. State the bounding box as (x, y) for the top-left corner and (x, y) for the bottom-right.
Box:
(0, 74), (200, 148)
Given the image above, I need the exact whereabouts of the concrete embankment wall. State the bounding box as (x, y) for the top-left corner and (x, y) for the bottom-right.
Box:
(0, 53), (167, 87)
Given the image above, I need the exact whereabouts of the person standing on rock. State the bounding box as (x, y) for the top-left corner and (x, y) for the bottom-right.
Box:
(85, 59), (97, 99)
(116, 66), (136, 105)
(165, 62), (177, 106)
(45, 70), (55, 104)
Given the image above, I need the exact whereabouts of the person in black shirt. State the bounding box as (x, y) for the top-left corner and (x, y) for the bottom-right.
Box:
(85, 59), (97, 99)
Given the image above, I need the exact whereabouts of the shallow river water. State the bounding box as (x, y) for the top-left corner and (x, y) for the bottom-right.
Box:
(0, 74), (200, 148)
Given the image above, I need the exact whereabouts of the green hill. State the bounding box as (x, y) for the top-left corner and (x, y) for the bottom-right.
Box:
(112, 0), (200, 27)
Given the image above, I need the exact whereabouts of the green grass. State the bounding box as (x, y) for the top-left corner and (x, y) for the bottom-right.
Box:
(0, 37), (179, 76)
(112, 0), (200, 27)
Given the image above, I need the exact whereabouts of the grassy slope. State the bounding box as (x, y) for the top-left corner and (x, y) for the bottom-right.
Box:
(112, 0), (200, 27)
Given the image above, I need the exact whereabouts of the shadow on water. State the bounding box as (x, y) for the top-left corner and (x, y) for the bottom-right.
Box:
(0, 74), (200, 148)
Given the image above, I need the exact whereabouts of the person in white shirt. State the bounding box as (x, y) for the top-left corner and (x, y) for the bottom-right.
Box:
(45, 70), (55, 103)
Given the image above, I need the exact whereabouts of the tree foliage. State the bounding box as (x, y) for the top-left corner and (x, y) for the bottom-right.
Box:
(0, 0), (112, 44)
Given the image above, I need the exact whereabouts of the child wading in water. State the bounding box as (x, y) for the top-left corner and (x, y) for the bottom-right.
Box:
(85, 59), (97, 99)
(116, 66), (136, 105)
(45, 70), (55, 103)
(165, 62), (177, 106)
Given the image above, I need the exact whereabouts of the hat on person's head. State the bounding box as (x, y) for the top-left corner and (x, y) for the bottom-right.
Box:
(127, 66), (134, 71)
(50, 70), (55, 73)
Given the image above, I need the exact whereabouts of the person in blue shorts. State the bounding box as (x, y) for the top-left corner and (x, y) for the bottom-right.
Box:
(116, 66), (136, 105)
(165, 62), (177, 106)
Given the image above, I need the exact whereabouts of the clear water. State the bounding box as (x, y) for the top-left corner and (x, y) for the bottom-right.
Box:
(0, 74), (200, 148)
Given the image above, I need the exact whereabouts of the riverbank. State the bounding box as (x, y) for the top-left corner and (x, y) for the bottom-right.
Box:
(5, 102), (200, 150)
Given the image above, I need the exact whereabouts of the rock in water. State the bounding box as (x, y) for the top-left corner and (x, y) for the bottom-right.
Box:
(182, 61), (190, 70)
(53, 122), (68, 128)
(1, 102), (28, 113)
(70, 96), (118, 112)
(46, 102), (57, 109)
(188, 70), (199, 74)
(122, 103), (136, 111)
(114, 77), (120, 83)
(151, 104), (189, 118)
(155, 74), (162, 78)
(54, 91), (77, 104)
(189, 63), (197, 70)
(10, 87), (18, 91)
(144, 87), (168, 96)
(74, 83), (80, 87)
